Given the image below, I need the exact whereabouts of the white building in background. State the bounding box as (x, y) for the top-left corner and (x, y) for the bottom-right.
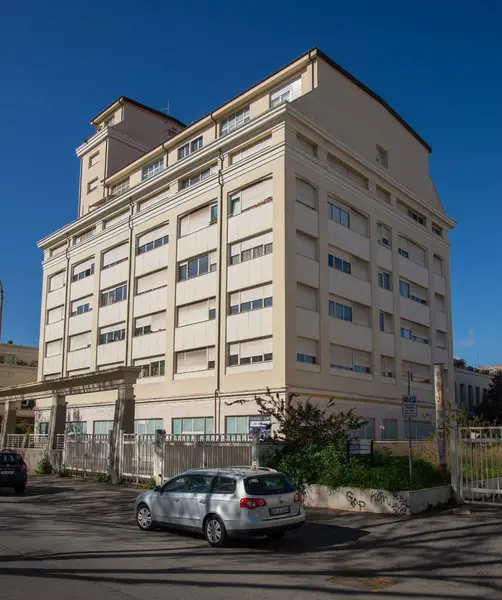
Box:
(35, 48), (455, 440)
(454, 358), (492, 414)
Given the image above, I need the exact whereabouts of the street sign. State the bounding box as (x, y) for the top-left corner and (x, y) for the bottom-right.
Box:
(249, 415), (272, 439)
(402, 395), (418, 417)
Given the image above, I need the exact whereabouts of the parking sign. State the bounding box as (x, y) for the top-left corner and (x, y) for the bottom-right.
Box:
(402, 395), (418, 417)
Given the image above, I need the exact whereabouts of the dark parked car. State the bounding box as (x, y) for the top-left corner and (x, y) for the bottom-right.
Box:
(0, 451), (27, 493)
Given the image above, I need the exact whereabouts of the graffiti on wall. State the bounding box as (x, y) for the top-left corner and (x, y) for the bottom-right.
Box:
(369, 490), (409, 514)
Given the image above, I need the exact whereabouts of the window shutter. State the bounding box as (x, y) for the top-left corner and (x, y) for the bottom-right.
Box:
(135, 315), (151, 328)
(261, 337), (273, 355)
(102, 243), (128, 268)
(296, 179), (316, 209)
(398, 236), (408, 252)
(296, 231), (317, 260)
(433, 255), (443, 275)
(73, 258), (93, 275)
(239, 136), (271, 161)
(138, 224), (169, 247)
(409, 241), (426, 266)
(241, 179), (273, 211)
(330, 344), (352, 368)
(182, 349), (207, 372)
(47, 305), (63, 324)
(327, 155), (350, 177)
(153, 269), (168, 289)
(297, 284), (317, 311)
(137, 273), (154, 294)
(297, 337), (316, 356)
(100, 323), (125, 336)
(104, 211), (128, 229)
(180, 205), (211, 237)
(229, 292), (239, 306)
(182, 300), (208, 325)
(241, 286), (263, 303)
(151, 312), (166, 331)
(46, 339), (62, 357)
(207, 347), (215, 362)
(354, 350), (371, 367)
(351, 210), (368, 236)
(297, 136), (316, 156)
(69, 332), (91, 351)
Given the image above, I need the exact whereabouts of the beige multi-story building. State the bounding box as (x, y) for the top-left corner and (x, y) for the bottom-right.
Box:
(35, 48), (455, 441)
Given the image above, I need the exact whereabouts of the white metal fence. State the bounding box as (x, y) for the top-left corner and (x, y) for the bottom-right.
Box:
(63, 433), (110, 476)
(458, 427), (502, 505)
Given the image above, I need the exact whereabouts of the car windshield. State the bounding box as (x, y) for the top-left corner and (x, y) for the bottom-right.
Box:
(244, 475), (295, 496)
(0, 454), (23, 465)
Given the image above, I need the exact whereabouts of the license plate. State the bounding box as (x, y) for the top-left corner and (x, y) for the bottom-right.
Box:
(0, 471), (14, 475)
(270, 505), (291, 516)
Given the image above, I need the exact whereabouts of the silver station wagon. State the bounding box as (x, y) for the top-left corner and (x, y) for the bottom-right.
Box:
(135, 467), (305, 546)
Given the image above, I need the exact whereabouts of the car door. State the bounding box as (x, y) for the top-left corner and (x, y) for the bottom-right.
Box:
(154, 476), (189, 525)
(177, 475), (213, 529)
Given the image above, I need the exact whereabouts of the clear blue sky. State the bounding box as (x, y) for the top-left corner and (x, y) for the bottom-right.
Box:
(1, 1), (500, 365)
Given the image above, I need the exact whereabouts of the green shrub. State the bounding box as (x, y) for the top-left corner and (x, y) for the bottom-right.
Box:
(139, 477), (157, 490)
(58, 468), (72, 478)
(277, 444), (448, 493)
(94, 474), (110, 483)
(35, 456), (53, 475)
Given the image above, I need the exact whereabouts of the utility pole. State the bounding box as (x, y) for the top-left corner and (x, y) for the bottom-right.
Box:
(434, 363), (447, 474)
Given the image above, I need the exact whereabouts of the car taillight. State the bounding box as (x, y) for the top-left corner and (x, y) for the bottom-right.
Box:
(294, 492), (301, 503)
(240, 498), (267, 509)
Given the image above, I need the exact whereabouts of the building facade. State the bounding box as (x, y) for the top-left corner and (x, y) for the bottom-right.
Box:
(35, 48), (455, 440)
(454, 358), (492, 414)
(0, 342), (38, 429)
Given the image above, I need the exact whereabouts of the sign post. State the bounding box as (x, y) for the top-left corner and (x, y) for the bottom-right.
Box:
(249, 416), (272, 470)
(402, 375), (417, 482)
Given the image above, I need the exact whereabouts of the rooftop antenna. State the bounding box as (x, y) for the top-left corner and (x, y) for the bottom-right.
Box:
(161, 100), (171, 116)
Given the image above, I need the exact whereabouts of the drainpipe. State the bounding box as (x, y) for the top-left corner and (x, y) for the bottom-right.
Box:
(124, 198), (135, 366)
(214, 148), (224, 434)
(61, 234), (71, 376)
(210, 112), (218, 139)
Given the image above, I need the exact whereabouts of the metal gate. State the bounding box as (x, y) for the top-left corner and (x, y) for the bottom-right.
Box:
(63, 433), (110, 476)
(458, 427), (502, 505)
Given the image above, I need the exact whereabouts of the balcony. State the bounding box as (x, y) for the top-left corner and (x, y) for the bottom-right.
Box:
(228, 254), (273, 293)
(177, 224), (217, 262)
(132, 330), (166, 360)
(135, 246), (169, 278)
(228, 201), (273, 244)
(45, 320), (64, 342)
(296, 307), (320, 340)
(329, 269), (371, 307)
(134, 286), (168, 318)
(296, 255), (319, 289)
(329, 318), (372, 352)
(174, 320), (216, 352)
(227, 307), (273, 344)
(100, 261), (129, 290)
(176, 271), (217, 306)
(67, 347), (92, 371)
(70, 276), (94, 301)
(68, 311), (93, 336)
(400, 296), (430, 327)
(295, 202), (318, 238)
(97, 340), (126, 366)
(328, 220), (370, 261)
(398, 255), (428, 288)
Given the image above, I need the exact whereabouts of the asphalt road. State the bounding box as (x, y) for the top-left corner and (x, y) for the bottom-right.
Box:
(1, 476), (502, 600)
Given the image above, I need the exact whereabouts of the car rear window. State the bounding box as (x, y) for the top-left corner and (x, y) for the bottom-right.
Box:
(244, 475), (295, 496)
(212, 476), (236, 494)
(0, 453), (23, 466)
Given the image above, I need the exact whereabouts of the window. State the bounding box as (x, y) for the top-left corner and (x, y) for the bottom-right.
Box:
(327, 154), (369, 189)
(228, 338), (273, 367)
(378, 269), (391, 290)
(231, 136), (271, 164)
(134, 312), (166, 336)
(38, 422), (49, 435)
(180, 167), (212, 190)
(135, 419), (164, 435)
(476, 387), (481, 406)
(460, 383), (465, 405)
(296, 283), (318, 312)
(400, 326), (411, 339)
(69, 331), (91, 352)
(329, 300), (352, 322)
(400, 279), (427, 305)
(172, 417), (213, 436)
(93, 421), (114, 435)
(136, 268), (168, 294)
(436, 330), (447, 349)
(296, 353), (316, 364)
(45, 339), (62, 357)
(398, 247), (409, 259)
(74, 228), (95, 245)
(137, 225), (169, 255)
(376, 145), (388, 168)
(178, 253), (215, 281)
(295, 178), (316, 210)
(104, 211), (128, 229)
(432, 223), (443, 237)
(381, 419), (397, 440)
(47, 305), (64, 325)
(177, 299), (216, 326)
(87, 178), (98, 194)
(72, 261), (94, 282)
(353, 420), (375, 440)
(229, 285), (273, 315)
(101, 284), (127, 307)
(66, 422), (87, 434)
(210, 203), (218, 223)
(381, 355), (394, 378)
(0, 353), (16, 364)
(99, 326), (126, 345)
(105, 116), (114, 127)
(142, 158), (164, 181)
(89, 152), (99, 168)
(49, 271), (65, 292)
(379, 311), (385, 332)
(376, 186), (390, 204)
(110, 178), (130, 197)
(296, 337), (317, 365)
(226, 416), (254, 435)
(328, 201), (350, 228)
(407, 208), (425, 226)
(176, 347), (215, 373)
(328, 254), (351, 274)
(296, 231), (317, 260)
(229, 235), (272, 266)
(330, 344), (371, 374)
(102, 244), (128, 270)
(212, 476), (237, 494)
(402, 362), (430, 384)
(296, 134), (317, 156)
(178, 136), (203, 160)
(405, 421), (433, 441)
(435, 293), (446, 312)
(229, 179), (273, 217)
(433, 254), (444, 276)
(270, 77), (301, 107)
(377, 223), (391, 248)
(136, 359), (165, 379)
(220, 106), (250, 135)
(398, 236), (426, 266)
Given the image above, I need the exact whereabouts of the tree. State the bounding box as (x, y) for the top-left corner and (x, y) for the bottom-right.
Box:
(476, 371), (502, 423)
(227, 389), (367, 451)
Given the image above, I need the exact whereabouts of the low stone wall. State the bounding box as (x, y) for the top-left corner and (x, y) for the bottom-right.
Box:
(15, 449), (63, 473)
(304, 484), (452, 515)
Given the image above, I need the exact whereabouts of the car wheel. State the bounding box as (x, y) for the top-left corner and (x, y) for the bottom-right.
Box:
(136, 504), (154, 531)
(14, 486), (25, 494)
(268, 531), (286, 540)
(204, 515), (227, 547)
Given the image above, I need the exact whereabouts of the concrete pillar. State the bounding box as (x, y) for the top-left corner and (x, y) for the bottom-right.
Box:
(109, 383), (135, 483)
(48, 393), (67, 450)
(0, 400), (18, 449)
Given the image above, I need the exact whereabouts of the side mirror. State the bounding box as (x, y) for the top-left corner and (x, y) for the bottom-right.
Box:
(153, 485), (161, 492)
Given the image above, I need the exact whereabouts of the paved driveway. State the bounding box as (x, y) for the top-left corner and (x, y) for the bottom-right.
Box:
(0, 476), (501, 599)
